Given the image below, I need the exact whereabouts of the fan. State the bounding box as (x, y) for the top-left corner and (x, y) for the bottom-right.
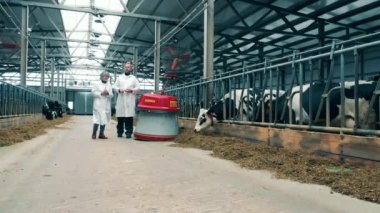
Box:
(164, 45), (191, 71)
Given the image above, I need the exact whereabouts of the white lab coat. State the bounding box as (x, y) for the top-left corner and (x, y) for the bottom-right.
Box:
(113, 74), (140, 117)
(92, 81), (113, 125)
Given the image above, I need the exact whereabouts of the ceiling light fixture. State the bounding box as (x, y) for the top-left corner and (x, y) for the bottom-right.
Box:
(94, 19), (104, 24)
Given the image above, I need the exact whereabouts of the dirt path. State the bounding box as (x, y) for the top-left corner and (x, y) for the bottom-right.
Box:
(0, 116), (379, 212)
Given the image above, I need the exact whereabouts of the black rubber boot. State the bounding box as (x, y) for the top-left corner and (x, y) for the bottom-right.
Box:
(117, 117), (125, 137)
(126, 117), (133, 139)
(92, 124), (99, 139)
(99, 125), (108, 139)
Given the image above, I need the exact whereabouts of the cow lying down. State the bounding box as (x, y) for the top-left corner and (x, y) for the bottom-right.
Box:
(42, 101), (63, 120)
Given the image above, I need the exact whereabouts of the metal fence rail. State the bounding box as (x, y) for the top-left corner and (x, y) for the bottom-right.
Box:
(0, 80), (66, 118)
(166, 32), (380, 136)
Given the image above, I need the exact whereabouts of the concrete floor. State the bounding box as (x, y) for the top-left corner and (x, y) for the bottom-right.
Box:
(0, 116), (379, 213)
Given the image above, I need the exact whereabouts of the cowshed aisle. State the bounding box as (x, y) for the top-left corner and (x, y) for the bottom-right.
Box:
(0, 116), (379, 213)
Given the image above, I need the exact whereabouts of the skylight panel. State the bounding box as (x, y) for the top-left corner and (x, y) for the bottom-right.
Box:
(60, 11), (88, 31)
(95, 0), (125, 12)
(59, 0), (88, 7)
(293, 20), (314, 31)
(59, 0), (124, 86)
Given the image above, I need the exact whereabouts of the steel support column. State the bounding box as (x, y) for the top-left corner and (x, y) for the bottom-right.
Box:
(57, 68), (60, 100)
(64, 78), (67, 103)
(40, 40), (46, 94)
(61, 72), (65, 102)
(20, 6), (29, 87)
(203, 0), (214, 107)
(133, 47), (138, 77)
(50, 58), (55, 98)
(318, 20), (325, 81)
(154, 20), (161, 93)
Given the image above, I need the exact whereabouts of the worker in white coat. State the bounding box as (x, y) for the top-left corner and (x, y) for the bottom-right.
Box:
(113, 62), (140, 138)
(91, 71), (113, 139)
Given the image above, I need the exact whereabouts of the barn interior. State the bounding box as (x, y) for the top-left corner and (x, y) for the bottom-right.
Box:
(0, 0), (379, 113)
(1, 1), (380, 154)
(1, 1), (380, 208)
(1, 1), (379, 106)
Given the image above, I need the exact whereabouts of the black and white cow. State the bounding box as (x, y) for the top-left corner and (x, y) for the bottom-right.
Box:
(42, 101), (63, 120)
(54, 101), (63, 117)
(262, 80), (379, 128)
(42, 102), (57, 120)
(288, 82), (340, 124)
(329, 80), (378, 128)
(194, 89), (285, 132)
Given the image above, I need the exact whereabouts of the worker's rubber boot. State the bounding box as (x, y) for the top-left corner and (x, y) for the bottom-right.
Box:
(92, 124), (99, 139)
(99, 125), (108, 139)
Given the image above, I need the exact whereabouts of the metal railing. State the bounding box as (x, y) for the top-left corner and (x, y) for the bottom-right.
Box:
(0, 80), (67, 118)
(166, 32), (380, 136)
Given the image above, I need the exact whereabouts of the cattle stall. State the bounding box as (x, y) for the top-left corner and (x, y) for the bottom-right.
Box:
(0, 80), (66, 127)
(165, 32), (380, 164)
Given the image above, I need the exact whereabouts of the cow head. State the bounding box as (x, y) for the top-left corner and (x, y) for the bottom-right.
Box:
(338, 97), (377, 129)
(194, 108), (215, 132)
(259, 90), (289, 123)
(42, 103), (50, 116)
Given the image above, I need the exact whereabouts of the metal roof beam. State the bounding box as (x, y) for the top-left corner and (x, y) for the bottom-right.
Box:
(39, 7), (72, 65)
(214, 0), (359, 59)
(275, 10), (297, 33)
(2, 0), (180, 22)
(29, 35), (151, 47)
(347, 14), (380, 28)
(241, 0), (364, 32)
(225, 0), (249, 28)
(214, 0), (319, 54)
(130, 0), (145, 14)
(329, 1), (380, 22)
